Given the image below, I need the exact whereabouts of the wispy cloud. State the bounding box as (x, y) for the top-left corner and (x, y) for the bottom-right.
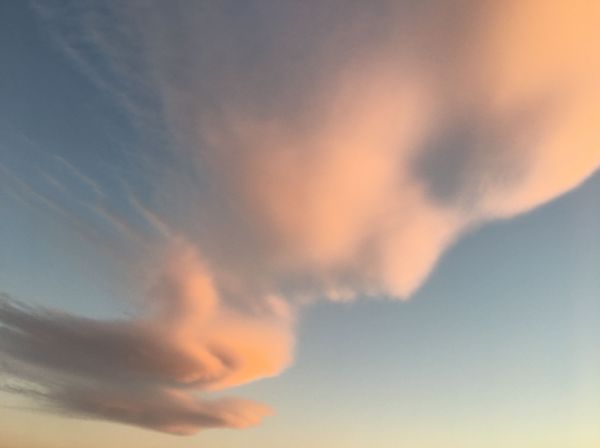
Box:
(1, 0), (599, 435)
(0, 241), (293, 434)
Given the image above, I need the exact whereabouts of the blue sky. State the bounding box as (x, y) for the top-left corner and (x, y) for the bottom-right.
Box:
(1, 1), (599, 447)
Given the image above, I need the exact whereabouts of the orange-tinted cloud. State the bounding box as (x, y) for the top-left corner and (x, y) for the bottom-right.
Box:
(106, 0), (598, 300)
(471, 0), (600, 217)
(7, 0), (600, 435)
(0, 242), (293, 434)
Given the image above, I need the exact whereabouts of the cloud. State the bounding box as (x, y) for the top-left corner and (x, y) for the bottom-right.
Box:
(108, 0), (598, 300)
(470, 0), (600, 217)
(3, 0), (599, 435)
(0, 241), (293, 434)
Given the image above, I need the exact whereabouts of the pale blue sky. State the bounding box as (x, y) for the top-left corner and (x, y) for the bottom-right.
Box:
(1, 1), (599, 447)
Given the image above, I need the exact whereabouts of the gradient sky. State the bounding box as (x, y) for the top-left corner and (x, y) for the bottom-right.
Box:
(1, 1), (599, 447)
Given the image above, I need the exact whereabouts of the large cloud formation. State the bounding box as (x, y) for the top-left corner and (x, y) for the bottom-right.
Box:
(1, 0), (599, 435)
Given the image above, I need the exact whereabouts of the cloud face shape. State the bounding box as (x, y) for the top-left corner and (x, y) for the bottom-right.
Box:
(1, 0), (599, 435)
(113, 0), (599, 300)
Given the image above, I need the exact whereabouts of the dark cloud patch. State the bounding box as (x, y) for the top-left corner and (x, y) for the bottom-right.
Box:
(0, 294), (218, 387)
(0, 292), (275, 434)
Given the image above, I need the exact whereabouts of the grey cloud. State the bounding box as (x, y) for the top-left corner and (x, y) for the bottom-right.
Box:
(0, 280), (282, 434)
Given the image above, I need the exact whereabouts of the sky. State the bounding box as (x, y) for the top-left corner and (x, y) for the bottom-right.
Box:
(0, 1), (599, 447)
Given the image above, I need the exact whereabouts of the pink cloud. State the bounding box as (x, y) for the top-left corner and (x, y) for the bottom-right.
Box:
(4, 0), (599, 435)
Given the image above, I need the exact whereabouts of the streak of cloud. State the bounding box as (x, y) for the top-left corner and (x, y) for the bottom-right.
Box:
(0, 241), (293, 434)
